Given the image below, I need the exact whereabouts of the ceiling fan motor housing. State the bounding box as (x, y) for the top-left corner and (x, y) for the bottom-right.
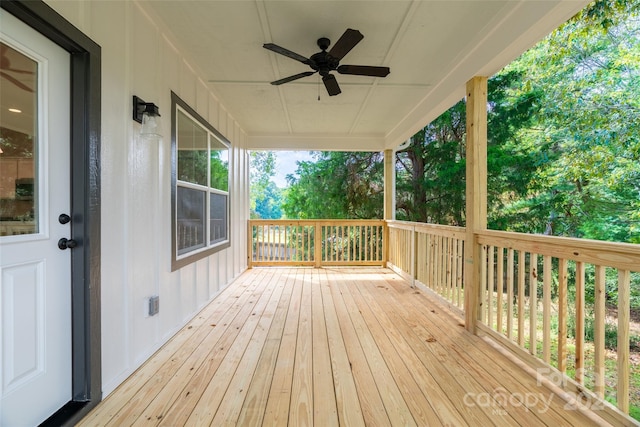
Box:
(309, 38), (340, 76)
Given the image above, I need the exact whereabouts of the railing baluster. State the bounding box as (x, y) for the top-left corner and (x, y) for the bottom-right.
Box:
(365, 225), (369, 262)
(436, 235), (442, 295)
(451, 238), (457, 306)
(375, 225), (379, 261)
(430, 234), (435, 291)
(507, 248), (514, 340)
(594, 265), (606, 398)
(543, 255), (551, 363)
(487, 245), (494, 328)
(457, 239), (464, 308)
(618, 269), (630, 414)
(529, 253), (538, 356)
(557, 258), (568, 374)
(575, 261), (585, 384)
(347, 225), (352, 261)
(442, 236), (448, 299)
(480, 244), (487, 322)
(298, 225), (302, 262)
(450, 238), (456, 303)
(257, 225), (261, 261)
(496, 247), (504, 334)
(518, 250), (525, 347)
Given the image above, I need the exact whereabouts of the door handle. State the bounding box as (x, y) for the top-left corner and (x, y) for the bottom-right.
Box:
(58, 213), (71, 224)
(58, 238), (77, 250)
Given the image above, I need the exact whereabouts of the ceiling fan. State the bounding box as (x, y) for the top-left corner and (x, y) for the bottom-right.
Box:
(263, 28), (390, 96)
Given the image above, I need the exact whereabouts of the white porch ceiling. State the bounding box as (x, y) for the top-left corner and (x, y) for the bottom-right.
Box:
(140, 0), (590, 151)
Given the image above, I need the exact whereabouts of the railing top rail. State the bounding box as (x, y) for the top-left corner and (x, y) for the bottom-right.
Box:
(477, 229), (640, 272)
(249, 219), (385, 225)
(386, 220), (465, 233)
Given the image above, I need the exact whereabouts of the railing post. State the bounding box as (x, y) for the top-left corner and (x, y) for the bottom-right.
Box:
(247, 220), (253, 268)
(464, 76), (488, 334)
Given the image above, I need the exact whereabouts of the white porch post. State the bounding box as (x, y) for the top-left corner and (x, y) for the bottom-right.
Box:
(464, 76), (488, 334)
(383, 149), (395, 266)
(383, 149), (395, 221)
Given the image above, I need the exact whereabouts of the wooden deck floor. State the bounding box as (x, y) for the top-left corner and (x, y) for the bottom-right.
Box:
(78, 267), (611, 426)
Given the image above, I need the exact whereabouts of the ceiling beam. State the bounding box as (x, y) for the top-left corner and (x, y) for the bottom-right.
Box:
(247, 134), (386, 152)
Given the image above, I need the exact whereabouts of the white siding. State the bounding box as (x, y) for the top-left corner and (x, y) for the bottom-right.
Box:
(45, 0), (250, 396)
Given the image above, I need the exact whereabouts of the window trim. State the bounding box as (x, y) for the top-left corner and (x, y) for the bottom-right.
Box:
(171, 91), (230, 271)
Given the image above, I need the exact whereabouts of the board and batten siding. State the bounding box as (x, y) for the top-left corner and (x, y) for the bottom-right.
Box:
(45, 0), (250, 396)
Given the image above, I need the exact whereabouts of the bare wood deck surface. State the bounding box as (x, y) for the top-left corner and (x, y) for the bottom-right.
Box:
(78, 267), (611, 426)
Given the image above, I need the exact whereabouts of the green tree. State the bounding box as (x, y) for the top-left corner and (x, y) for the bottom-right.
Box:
(503, 0), (640, 241)
(255, 181), (282, 219)
(283, 151), (383, 219)
(395, 70), (542, 228)
(250, 151), (282, 219)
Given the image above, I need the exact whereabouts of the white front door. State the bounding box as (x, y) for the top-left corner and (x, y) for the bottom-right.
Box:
(0, 11), (72, 427)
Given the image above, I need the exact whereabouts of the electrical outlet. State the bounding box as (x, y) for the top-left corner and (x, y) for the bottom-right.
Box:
(148, 295), (159, 316)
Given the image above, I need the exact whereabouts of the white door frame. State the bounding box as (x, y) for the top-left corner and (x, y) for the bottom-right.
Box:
(0, 1), (102, 426)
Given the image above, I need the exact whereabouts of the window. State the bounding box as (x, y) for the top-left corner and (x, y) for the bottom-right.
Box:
(171, 92), (230, 270)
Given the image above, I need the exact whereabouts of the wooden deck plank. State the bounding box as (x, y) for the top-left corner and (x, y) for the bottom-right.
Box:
(343, 272), (444, 425)
(350, 271), (494, 426)
(380, 270), (610, 426)
(333, 270), (418, 426)
(326, 269), (392, 426)
(180, 269), (283, 426)
(209, 268), (290, 426)
(311, 269), (339, 426)
(288, 269), (314, 426)
(77, 268), (268, 427)
(155, 269), (280, 426)
(368, 270), (541, 426)
(78, 267), (616, 427)
(235, 269), (296, 426)
(261, 269), (303, 426)
(317, 268), (366, 427)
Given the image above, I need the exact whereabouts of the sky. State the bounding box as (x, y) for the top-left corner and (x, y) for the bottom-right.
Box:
(272, 151), (315, 188)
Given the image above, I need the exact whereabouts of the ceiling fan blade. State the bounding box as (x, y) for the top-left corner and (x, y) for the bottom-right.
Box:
(270, 71), (316, 85)
(0, 71), (34, 92)
(0, 44), (35, 74)
(263, 43), (313, 66)
(328, 29), (363, 60)
(322, 74), (341, 96)
(337, 64), (390, 77)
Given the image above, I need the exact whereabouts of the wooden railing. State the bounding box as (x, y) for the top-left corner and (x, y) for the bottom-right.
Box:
(248, 219), (386, 267)
(475, 230), (640, 420)
(386, 220), (640, 422)
(387, 220), (466, 310)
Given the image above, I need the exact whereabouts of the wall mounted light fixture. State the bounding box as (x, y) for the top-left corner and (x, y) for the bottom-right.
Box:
(133, 95), (162, 137)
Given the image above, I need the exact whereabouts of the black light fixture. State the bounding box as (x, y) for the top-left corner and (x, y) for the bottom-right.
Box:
(133, 95), (162, 138)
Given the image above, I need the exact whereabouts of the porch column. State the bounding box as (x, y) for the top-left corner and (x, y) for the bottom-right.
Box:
(383, 149), (395, 266)
(383, 149), (395, 220)
(464, 76), (488, 334)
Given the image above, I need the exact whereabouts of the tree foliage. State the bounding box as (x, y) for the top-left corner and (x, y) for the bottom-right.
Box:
(250, 151), (282, 219)
(278, 0), (639, 243)
(282, 151), (384, 219)
(502, 0), (640, 241)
